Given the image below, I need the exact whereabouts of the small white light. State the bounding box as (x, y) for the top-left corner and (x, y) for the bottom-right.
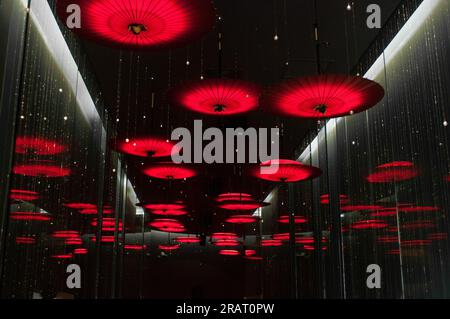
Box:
(444, 121), (448, 127)
(125, 138), (130, 143)
(186, 60), (190, 66)
(116, 118), (120, 122)
(346, 3), (352, 11)
(200, 75), (204, 80)
(20, 115), (25, 119)
(63, 116), (68, 121)
(59, 88), (63, 93)
(274, 34), (279, 41)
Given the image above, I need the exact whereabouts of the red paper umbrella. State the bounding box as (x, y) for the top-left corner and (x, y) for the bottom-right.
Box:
(211, 232), (238, 240)
(149, 219), (185, 232)
(159, 244), (180, 251)
(370, 208), (398, 217)
(124, 244), (147, 251)
(320, 194), (349, 205)
(217, 200), (269, 211)
(52, 231), (80, 239)
(251, 159), (322, 183)
(64, 202), (96, 210)
(170, 79), (261, 116)
(216, 193), (253, 202)
(245, 249), (257, 256)
(91, 218), (123, 232)
(351, 220), (388, 230)
(140, 202), (186, 211)
(273, 233), (290, 241)
(245, 256), (263, 261)
(219, 249), (240, 256)
(90, 235), (118, 243)
(51, 254), (73, 259)
(65, 238), (83, 245)
(113, 137), (177, 158)
(341, 204), (384, 212)
(10, 212), (51, 222)
(366, 161), (419, 183)
(143, 162), (196, 180)
(73, 248), (88, 255)
(151, 209), (188, 216)
(16, 236), (36, 245)
(277, 215), (307, 224)
(261, 239), (283, 247)
(13, 162), (71, 177)
(262, 74), (384, 118)
(175, 236), (200, 244)
(296, 236), (315, 244)
(79, 207), (114, 215)
(56, 0), (215, 50)
(15, 136), (67, 155)
(225, 215), (259, 224)
(10, 189), (39, 201)
(213, 239), (241, 247)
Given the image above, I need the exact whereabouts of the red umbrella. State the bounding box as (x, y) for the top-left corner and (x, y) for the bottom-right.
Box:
(366, 161), (419, 183)
(428, 233), (448, 241)
(225, 215), (259, 224)
(244, 249), (257, 256)
(320, 194), (349, 205)
(124, 244), (147, 251)
(244, 256), (263, 261)
(15, 136), (67, 155)
(262, 74), (384, 118)
(51, 254), (73, 259)
(217, 200), (269, 211)
(112, 137), (177, 158)
(149, 219), (186, 232)
(216, 193), (253, 202)
(73, 248), (88, 255)
(10, 212), (51, 222)
(351, 219), (388, 230)
(159, 244), (180, 251)
(51, 231), (80, 239)
(143, 162), (196, 180)
(10, 189), (39, 201)
(140, 201), (186, 211)
(251, 159), (322, 183)
(213, 239), (241, 247)
(219, 249), (240, 256)
(175, 236), (200, 244)
(13, 161), (71, 177)
(56, 0), (215, 50)
(261, 239), (283, 247)
(91, 218), (123, 232)
(341, 204), (384, 212)
(65, 238), (83, 245)
(401, 220), (435, 230)
(211, 232), (238, 240)
(63, 202), (96, 210)
(16, 236), (36, 245)
(169, 79), (261, 116)
(151, 209), (188, 216)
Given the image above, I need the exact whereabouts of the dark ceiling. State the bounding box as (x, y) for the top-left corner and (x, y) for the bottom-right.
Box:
(76, 0), (401, 233)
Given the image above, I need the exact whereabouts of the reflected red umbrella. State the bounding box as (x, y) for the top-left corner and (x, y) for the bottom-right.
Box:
(73, 248), (88, 255)
(143, 162), (196, 180)
(10, 212), (51, 222)
(113, 137), (177, 158)
(261, 239), (283, 247)
(16, 236), (36, 245)
(251, 159), (322, 183)
(90, 235), (119, 243)
(370, 208), (397, 217)
(366, 161), (419, 183)
(401, 220), (435, 230)
(65, 238), (83, 245)
(277, 215), (307, 224)
(262, 74), (384, 118)
(10, 189), (39, 201)
(296, 236), (315, 244)
(51, 254), (73, 259)
(91, 218), (123, 232)
(213, 239), (241, 247)
(217, 200), (269, 211)
(245, 249), (257, 256)
(56, 0), (215, 50)
(13, 161), (71, 177)
(149, 219), (185, 232)
(124, 244), (147, 251)
(159, 244), (180, 251)
(15, 136), (67, 155)
(52, 231), (80, 239)
(216, 193), (253, 202)
(428, 233), (448, 241)
(401, 239), (432, 247)
(175, 236), (200, 244)
(397, 205), (439, 213)
(79, 207), (114, 215)
(140, 201), (186, 211)
(273, 233), (290, 241)
(245, 256), (263, 261)
(351, 220), (388, 230)
(377, 236), (398, 244)
(225, 215), (259, 224)
(219, 249), (240, 256)
(211, 232), (238, 240)
(170, 79), (261, 116)
(151, 209), (188, 216)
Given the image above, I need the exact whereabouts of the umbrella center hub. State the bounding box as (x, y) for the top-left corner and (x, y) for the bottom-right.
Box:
(214, 104), (226, 112)
(128, 23), (147, 35)
(314, 104), (327, 114)
(147, 150), (156, 157)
